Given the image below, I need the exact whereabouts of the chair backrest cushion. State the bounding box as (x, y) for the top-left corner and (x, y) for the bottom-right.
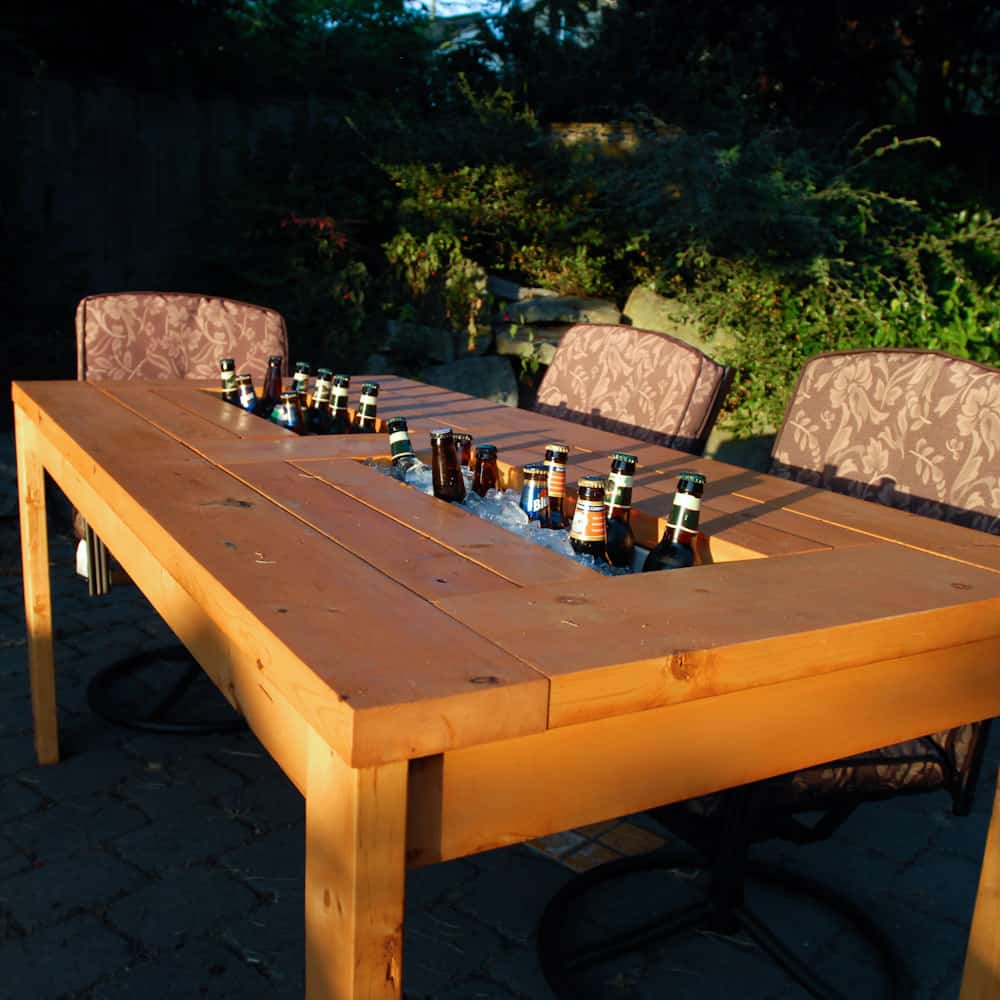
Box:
(76, 292), (289, 383)
(532, 323), (727, 453)
(770, 348), (1000, 535)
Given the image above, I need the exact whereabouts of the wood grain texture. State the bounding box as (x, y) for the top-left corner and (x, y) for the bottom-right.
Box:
(961, 767), (1000, 1000)
(306, 728), (407, 999)
(13, 381), (550, 767)
(13, 405), (58, 765)
(435, 543), (1000, 727)
(407, 636), (1000, 865)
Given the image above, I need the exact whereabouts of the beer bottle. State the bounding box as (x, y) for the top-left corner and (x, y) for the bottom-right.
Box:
(273, 390), (305, 435)
(236, 373), (258, 414)
(430, 428), (466, 503)
(307, 368), (334, 434)
(472, 444), (499, 496)
(386, 416), (420, 476)
(260, 355), (284, 418)
(351, 381), (379, 434)
(454, 433), (473, 468)
(642, 472), (706, 573)
(519, 463), (550, 526)
(329, 374), (351, 435)
(219, 358), (238, 405)
(569, 478), (608, 560)
(543, 443), (569, 529)
(605, 452), (638, 569)
(291, 361), (312, 407)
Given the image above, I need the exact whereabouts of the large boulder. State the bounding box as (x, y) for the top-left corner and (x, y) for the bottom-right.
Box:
(494, 323), (570, 368)
(486, 275), (559, 302)
(420, 356), (519, 408)
(622, 287), (737, 359)
(502, 296), (620, 326)
(383, 321), (456, 365)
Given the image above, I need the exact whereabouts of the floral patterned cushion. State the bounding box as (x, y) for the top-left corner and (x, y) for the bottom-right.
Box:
(770, 348), (1000, 535)
(533, 324), (728, 453)
(76, 292), (289, 383)
(759, 349), (1000, 815)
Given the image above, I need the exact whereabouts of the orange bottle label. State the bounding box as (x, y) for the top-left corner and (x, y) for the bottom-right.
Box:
(570, 499), (607, 542)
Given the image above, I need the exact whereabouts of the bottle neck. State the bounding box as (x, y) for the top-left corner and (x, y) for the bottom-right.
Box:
(329, 383), (349, 414)
(390, 427), (415, 462)
(665, 490), (700, 546)
(607, 468), (633, 522)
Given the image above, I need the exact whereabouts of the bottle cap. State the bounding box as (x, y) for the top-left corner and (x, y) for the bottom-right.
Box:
(385, 416), (409, 431)
(476, 444), (497, 458)
(545, 443), (569, 456)
(577, 476), (606, 491)
(612, 452), (638, 466)
(430, 428), (454, 441)
(361, 381), (379, 393)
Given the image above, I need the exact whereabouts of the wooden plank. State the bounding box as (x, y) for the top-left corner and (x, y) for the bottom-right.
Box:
(196, 434), (392, 467)
(293, 458), (598, 589)
(98, 383), (242, 442)
(306, 729), (407, 999)
(229, 460), (521, 602)
(408, 635), (1000, 865)
(961, 767), (1000, 1000)
(149, 383), (295, 440)
(13, 404), (58, 766)
(435, 544), (1000, 727)
(14, 380), (551, 767)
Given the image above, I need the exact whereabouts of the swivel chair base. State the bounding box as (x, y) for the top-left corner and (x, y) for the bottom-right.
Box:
(86, 645), (247, 734)
(537, 851), (908, 1000)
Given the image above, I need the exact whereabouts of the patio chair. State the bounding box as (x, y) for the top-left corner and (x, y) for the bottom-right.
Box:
(76, 291), (288, 732)
(532, 323), (734, 455)
(538, 348), (999, 999)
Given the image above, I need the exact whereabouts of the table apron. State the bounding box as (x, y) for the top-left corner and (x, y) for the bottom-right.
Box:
(407, 632), (1000, 866)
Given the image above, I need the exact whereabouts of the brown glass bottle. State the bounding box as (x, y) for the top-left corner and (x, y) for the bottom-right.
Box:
(386, 416), (420, 475)
(219, 358), (238, 405)
(260, 355), (283, 418)
(307, 368), (333, 434)
(328, 374), (351, 435)
(569, 477), (608, 559)
(236, 373), (258, 414)
(454, 433), (473, 468)
(605, 452), (637, 568)
(430, 428), (467, 503)
(642, 472), (706, 573)
(351, 381), (379, 433)
(543, 443), (569, 529)
(472, 444), (499, 496)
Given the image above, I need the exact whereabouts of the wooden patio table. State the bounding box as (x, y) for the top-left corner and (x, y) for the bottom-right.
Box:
(13, 375), (1000, 998)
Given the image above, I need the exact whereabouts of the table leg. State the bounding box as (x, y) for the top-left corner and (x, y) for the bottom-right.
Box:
(14, 408), (59, 766)
(305, 728), (408, 999)
(960, 767), (1000, 1000)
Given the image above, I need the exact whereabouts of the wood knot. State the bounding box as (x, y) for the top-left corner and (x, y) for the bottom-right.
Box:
(556, 595), (587, 606)
(470, 675), (500, 685)
(670, 651), (694, 681)
(951, 581), (973, 590)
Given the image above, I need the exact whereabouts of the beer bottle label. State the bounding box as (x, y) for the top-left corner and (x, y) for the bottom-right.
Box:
(607, 471), (633, 508)
(390, 430), (414, 457)
(312, 382), (331, 405)
(667, 492), (701, 533)
(520, 480), (548, 519)
(221, 371), (236, 392)
(331, 385), (349, 404)
(359, 391), (377, 409)
(570, 499), (607, 542)
(545, 462), (566, 499)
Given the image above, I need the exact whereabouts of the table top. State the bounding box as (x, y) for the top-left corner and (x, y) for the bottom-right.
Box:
(13, 376), (1000, 770)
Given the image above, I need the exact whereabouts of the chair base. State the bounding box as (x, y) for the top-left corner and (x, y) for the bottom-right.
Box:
(537, 851), (909, 1000)
(86, 645), (247, 734)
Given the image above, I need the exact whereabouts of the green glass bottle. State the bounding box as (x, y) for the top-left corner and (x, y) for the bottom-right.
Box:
(642, 472), (706, 573)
